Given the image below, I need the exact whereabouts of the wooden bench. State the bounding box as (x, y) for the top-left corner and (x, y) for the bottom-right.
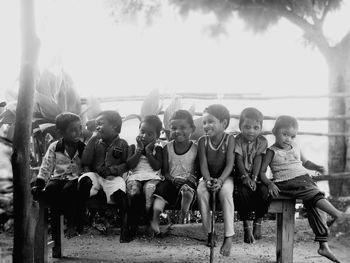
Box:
(33, 195), (296, 263)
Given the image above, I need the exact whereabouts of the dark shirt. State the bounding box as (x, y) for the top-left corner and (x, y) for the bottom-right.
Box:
(81, 135), (128, 177)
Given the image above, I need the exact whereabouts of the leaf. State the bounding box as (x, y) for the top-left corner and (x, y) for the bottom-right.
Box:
(82, 96), (102, 120)
(140, 89), (160, 118)
(34, 69), (81, 122)
(190, 117), (204, 142)
(163, 96), (182, 131)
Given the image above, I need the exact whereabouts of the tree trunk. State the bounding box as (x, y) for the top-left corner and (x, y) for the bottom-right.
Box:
(12, 0), (39, 262)
(326, 42), (350, 197)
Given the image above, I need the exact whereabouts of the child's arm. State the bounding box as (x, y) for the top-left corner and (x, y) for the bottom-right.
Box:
(259, 149), (279, 197)
(126, 144), (142, 169)
(198, 136), (211, 182)
(106, 141), (129, 178)
(236, 153), (255, 190)
(36, 143), (56, 184)
(145, 140), (162, 171)
(301, 151), (325, 173)
(213, 135), (235, 191)
(162, 145), (174, 181)
(81, 135), (97, 173)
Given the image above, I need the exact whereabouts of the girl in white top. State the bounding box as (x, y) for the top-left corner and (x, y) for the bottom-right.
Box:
(151, 110), (198, 234)
(126, 115), (163, 238)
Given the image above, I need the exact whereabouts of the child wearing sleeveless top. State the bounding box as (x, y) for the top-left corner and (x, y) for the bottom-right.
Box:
(150, 110), (198, 234)
(197, 104), (235, 257)
(260, 115), (350, 263)
(126, 115), (163, 239)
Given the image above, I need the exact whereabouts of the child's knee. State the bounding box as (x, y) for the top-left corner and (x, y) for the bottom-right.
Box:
(78, 177), (92, 193)
(127, 182), (141, 197)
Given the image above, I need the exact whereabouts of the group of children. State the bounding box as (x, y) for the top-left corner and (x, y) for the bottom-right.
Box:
(32, 105), (350, 262)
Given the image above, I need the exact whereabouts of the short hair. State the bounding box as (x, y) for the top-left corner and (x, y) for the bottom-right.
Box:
(239, 107), (264, 129)
(97, 110), (122, 133)
(204, 104), (230, 129)
(170, 109), (195, 130)
(55, 112), (81, 132)
(140, 115), (163, 138)
(272, 115), (298, 135)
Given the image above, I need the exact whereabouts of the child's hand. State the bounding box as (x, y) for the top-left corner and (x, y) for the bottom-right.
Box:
(315, 165), (325, 174)
(267, 182), (280, 197)
(211, 178), (223, 192)
(242, 176), (256, 191)
(145, 139), (156, 155)
(97, 165), (112, 178)
(136, 136), (144, 151)
(172, 177), (186, 188)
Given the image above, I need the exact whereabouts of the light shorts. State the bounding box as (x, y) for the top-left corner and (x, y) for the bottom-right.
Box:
(79, 172), (126, 204)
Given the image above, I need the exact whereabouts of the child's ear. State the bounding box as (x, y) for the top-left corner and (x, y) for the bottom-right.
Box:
(272, 127), (277, 135)
(222, 119), (228, 129)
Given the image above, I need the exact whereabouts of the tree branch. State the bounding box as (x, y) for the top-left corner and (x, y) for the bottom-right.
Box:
(320, 0), (332, 25)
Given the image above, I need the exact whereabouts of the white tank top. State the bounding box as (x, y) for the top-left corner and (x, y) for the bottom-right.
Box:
(167, 141), (197, 180)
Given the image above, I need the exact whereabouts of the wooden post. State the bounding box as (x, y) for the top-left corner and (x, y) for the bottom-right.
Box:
(12, 0), (39, 262)
(276, 199), (295, 263)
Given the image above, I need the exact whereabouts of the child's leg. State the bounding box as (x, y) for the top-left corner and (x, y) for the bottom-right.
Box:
(103, 176), (129, 242)
(253, 183), (271, 240)
(77, 173), (100, 232)
(126, 180), (142, 229)
(315, 198), (350, 223)
(197, 180), (211, 235)
(150, 197), (166, 234)
(218, 177), (234, 256)
(179, 185), (195, 223)
(61, 179), (79, 234)
(304, 201), (340, 263)
(143, 179), (160, 217)
(236, 183), (254, 243)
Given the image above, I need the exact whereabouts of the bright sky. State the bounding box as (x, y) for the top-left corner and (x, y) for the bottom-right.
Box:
(1, 0), (349, 102)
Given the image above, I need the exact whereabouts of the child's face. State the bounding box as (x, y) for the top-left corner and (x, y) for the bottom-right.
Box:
(95, 116), (118, 141)
(169, 119), (193, 143)
(240, 118), (262, 142)
(137, 122), (158, 146)
(202, 113), (226, 138)
(62, 120), (82, 143)
(274, 127), (297, 149)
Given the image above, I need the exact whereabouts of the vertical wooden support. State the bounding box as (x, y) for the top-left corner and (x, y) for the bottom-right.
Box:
(276, 199), (295, 263)
(13, 0), (39, 262)
(34, 205), (48, 263)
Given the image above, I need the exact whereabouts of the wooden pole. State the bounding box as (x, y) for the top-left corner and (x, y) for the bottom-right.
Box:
(12, 0), (39, 262)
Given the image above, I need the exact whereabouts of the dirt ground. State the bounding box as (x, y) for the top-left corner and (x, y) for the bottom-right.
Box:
(1, 219), (350, 263)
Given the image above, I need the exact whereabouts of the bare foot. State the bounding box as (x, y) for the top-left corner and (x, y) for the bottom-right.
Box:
(318, 242), (340, 263)
(335, 212), (350, 225)
(244, 227), (255, 244)
(243, 220), (255, 244)
(150, 220), (160, 235)
(220, 236), (233, 256)
(253, 219), (262, 240)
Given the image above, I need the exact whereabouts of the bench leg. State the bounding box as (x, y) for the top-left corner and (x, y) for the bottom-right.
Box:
(34, 206), (48, 263)
(276, 200), (295, 263)
(51, 212), (64, 258)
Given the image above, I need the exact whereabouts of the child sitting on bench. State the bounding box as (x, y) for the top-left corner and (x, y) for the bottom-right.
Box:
(234, 107), (270, 243)
(197, 104), (235, 257)
(151, 110), (198, 234)
(126, 115), (163, 239)
(77, 110), (130, 242)
(260, 115), (350, 263)
(32, 112), (85, 237)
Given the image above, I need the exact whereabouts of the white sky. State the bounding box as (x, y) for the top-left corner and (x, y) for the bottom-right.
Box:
(0, 0), (349, 102)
